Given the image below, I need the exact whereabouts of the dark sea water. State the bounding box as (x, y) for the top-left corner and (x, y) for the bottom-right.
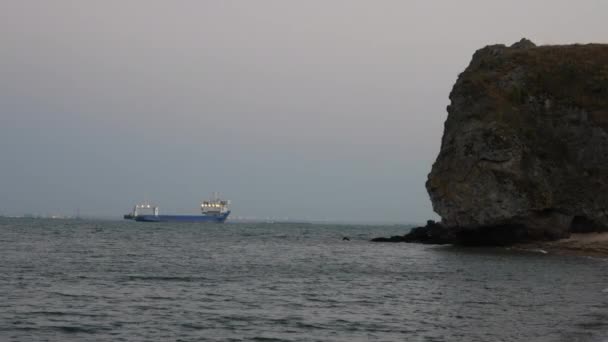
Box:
(1, 218), (607, 342)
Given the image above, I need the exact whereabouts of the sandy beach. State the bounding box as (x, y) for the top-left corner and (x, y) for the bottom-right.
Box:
(516, 233), (608, 257)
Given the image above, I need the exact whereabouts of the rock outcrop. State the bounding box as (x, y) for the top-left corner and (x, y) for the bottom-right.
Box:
(425, 39), (608, 244)
(371, 220), (455, 244)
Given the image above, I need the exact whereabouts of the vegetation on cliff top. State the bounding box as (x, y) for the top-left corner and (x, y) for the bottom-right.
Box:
(464, 41), (608, 115)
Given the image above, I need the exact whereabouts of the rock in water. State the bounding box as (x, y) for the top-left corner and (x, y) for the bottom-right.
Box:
(426, 39), (608, 244)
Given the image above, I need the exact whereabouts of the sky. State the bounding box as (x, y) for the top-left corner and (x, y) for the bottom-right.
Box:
(1, 1), (607, 222)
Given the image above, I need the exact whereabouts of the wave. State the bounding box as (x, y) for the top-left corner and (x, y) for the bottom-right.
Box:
(125, 275), (209, 282)
(27, 310), (109, 318)
(49, 325), (109, 334)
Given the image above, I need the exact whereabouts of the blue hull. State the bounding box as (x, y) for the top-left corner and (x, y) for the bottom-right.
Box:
(134, 211), (230, 223)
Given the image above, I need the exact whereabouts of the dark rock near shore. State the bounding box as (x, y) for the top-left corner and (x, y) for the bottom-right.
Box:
(370, 235), (408, 243)
(371, 220), (456, 244)
(422, 39), (608, 245)
(402, 220), (456, 244)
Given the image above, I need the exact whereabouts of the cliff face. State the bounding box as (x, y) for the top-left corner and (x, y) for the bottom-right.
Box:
(427, 39), (608, 242)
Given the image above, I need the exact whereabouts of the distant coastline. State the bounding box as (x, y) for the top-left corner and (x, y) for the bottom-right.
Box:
(0, 215), (418, 227)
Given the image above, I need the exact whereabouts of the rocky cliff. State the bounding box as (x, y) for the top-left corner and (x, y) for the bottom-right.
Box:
(425, 39), (608, 244)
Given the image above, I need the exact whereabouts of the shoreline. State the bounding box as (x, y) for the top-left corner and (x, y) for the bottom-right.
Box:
(514, 233), (608, 257)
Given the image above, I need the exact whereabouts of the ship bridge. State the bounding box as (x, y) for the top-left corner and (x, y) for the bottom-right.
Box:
(201, 193), (230, 216)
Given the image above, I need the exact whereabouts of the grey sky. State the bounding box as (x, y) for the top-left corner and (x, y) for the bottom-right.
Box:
(1, 1), (607, 222)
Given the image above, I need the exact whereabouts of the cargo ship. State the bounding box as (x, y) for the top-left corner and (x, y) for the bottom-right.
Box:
(124, 194), (231, 223)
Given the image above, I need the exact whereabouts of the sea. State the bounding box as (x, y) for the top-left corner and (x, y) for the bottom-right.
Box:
(1, 218), (607, 342)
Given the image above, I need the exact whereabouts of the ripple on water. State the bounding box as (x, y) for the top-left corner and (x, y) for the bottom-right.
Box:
(1, 219), (608, 342)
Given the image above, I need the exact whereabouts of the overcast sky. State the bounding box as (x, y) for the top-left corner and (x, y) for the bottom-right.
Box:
(1, 1), (607, 222)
